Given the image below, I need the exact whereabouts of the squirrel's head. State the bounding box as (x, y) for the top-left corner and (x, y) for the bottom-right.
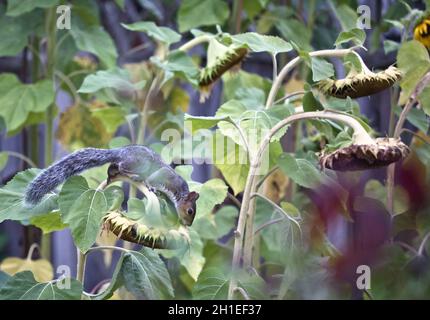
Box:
(177, 191), (199, 226)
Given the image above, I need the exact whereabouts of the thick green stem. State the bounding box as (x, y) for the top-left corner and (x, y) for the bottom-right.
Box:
(41, 7), (58, 262)
(178, 35), (212, 52)
(76, 249), (86, 284)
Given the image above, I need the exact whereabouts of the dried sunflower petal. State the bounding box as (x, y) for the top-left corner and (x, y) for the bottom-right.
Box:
(319, 137), (409, 171)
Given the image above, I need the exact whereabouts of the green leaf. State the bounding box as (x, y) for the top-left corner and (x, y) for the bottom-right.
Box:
(0, 152), (8, 171)
(418, 86), (430, 116)
(0, 169), (58, 224)
(310, 57), (335, 82)
(0, 6), (44, 56)
(151, 50), (199, 85)
(303, 90), (324, 112)
(194, 178), (228, 217)
(78, 68), (145, 94)
(0, 75), (54, 132)
(192, 267), (229, 299)
(331, 4), (358, 31)
(71, 26), (118, 68)
(276, 19), (312, 51)
(0, 271), (82, 300)
(177, 0), (229, 32)
(122, 21), (181, 45)
(397, 41), (430, 100)
(119, 248), (174, 299)
(184, 114), (231, 133)
(277, 154), (324, 189)
(30, 212), (68, 234)
(6, 0), (58, 16)
(193, 267), (267, 300)
(58, 176), (123, 252)
(215, 99), (292, 152)
(395, 107), (429, 133)
(90, 107), (126, 134)
(178, 229), (205, 281)
(232, 32), (292, 55)
(214, 135), (249, 195)
(109, 136), (131, 149)
(193, 205), (238, 240)
(0, 271), (10, 289)
(335, 28), (366, 47)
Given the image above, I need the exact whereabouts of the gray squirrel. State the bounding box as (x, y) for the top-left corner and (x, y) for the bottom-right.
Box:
(25, 145), (199, 226)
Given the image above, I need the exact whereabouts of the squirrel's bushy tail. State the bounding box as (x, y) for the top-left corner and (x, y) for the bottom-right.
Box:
(25, 148), (120, 206)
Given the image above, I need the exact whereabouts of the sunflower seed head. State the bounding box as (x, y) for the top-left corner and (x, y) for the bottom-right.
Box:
(317, 66), (402, 99)
(319, 137), (409, 171)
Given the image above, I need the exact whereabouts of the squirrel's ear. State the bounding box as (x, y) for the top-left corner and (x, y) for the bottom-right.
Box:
(188, 191), (199, 201)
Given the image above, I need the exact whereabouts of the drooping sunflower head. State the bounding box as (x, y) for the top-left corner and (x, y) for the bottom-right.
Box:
(317, 66), (402, 99)
(414, 13), (430, 49)
(103, 211), (190, 249)
(199, 39), (248, 102)
(319, 137), (409, 171)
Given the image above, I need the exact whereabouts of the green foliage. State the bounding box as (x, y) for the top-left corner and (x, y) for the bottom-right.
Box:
(335, 28), (366, 47)
(232, 32), (292, 55)
(0, 271), (82, 300)
(30, 212), (68, 234)
(58, 176), (124, 252)
(70, 26), (118, 68)
(177, 0), (229, 32)
(0, 169), (58, 224)
(0, 74), (54, 133)
(119, 248), (174, 299)
(398, 40), (430, 101)
(122, 22), (181, 45)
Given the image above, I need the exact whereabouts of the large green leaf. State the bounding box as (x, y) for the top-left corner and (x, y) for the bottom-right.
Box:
(58, 176), (123, 252)
(90, 107), (126, 134)
(193, 179), (228, 217)
(122, 21), (181, 45)
(397, 41), (430, 101)
(0, 6), (44, 56)
(177, 229), (205, 281)
(331, 4), (358, 31)
(216, 99), (292, 152)
(78, 68), (145, 94)
(192, 205), (238, 240)
(214, 134), (250, 195)
(6, 0), (58, 16)
(193, 267), (267, 300)
(0, 271), (82, 300)
(277, 153), (325, 189)
(30, 211), (68, 234)
(0, 75), (54, 132)
(119, 248), (174, 299)
(232, 32), (292, 55)
(276, 19), (312, 51)
(0, 169), (58, 224)
(310, 57), (335, 82)
(71, 26), (118, 68)
(177, 0), (229, 32)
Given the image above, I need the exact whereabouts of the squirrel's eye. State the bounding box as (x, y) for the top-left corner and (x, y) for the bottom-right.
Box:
(187, 208), (194, 215)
